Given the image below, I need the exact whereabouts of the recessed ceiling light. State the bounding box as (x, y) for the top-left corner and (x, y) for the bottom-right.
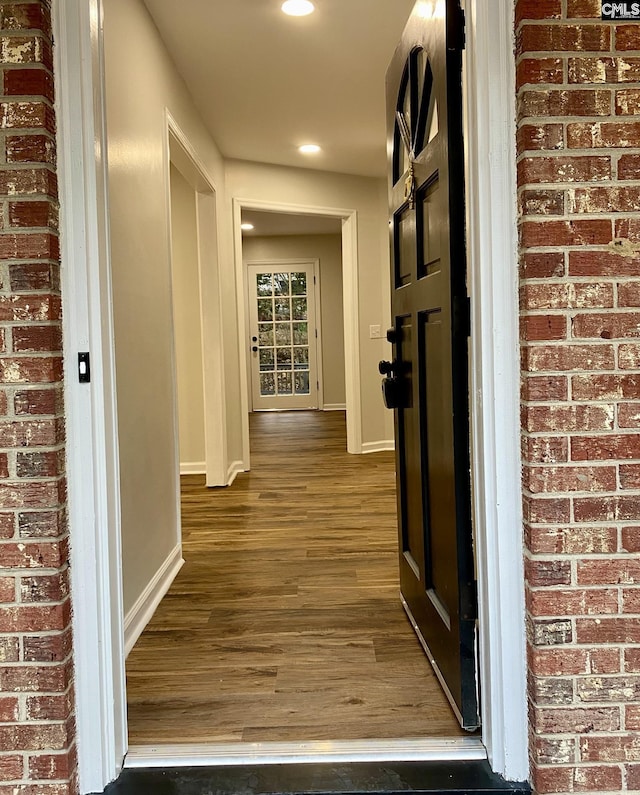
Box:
(241, 223), (255, 231)
(299, 144), (321, 154)
(282, 0), (315, 17)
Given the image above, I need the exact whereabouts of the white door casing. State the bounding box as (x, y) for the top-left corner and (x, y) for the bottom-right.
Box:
(54, 0), (528, 792)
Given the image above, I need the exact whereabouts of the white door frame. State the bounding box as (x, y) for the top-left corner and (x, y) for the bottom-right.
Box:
(233, 198), (362, 467)
(166, 111), (228, 487)
(245, 258), (324, 412)
(54, 1), (528, 792)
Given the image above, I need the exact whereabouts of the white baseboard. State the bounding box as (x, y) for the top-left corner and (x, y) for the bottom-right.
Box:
(323, 403), (346, 411)
(226, 460), (245, 487)
(124, 545), (184, 657)
(180, 461), (206, 475)
(361, 440), (395, 454)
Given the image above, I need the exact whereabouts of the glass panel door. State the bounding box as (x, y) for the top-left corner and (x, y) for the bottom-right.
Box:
(248, 262), (319, 411)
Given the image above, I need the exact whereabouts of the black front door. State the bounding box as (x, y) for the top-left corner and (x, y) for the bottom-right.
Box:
(383, 0), (479, 730)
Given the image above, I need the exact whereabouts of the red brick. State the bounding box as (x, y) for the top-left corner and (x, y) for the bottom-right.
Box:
(519, 89), (611, 118)
(0, 393), (6, 416)
(517, 124), (564, 151)
(515, 0), (562, 24)
(620, 154), (640, 180)
(529, 647), (588, 676)
(0, 755), (23, 781)
(0, 35), (52, 67)
(570, 250), (640, 277)
(0, 357), (62, 384)
(0, 723), (69, 752)
(524, 464), (616, 493)
(521, 219), (612, 247)
(4, 68), (54, 101)
(572, 433), (640, 460)
(521, 314), (567, 341)
(526, 558), (572, 586)
(568, 121), (640, 149)
(579, 559), (640, 585)
(619, 404), (640, 429)
(573, 765), (623, 791)
(0, 662), (70, 694)
(622, 527), (640, 552)
(620, 343), (640, 369)
(579, 734), (640, 762)
(0, 167), (56, 198)
(0, 480), (63, 509)
(526, 525), (617, 554)
(567, 0), (603, 17)
(531, 766), (573, 795)
(522, 282), (613, 310)
(18, 510), (65, 539)
(23, 628), (72, 663)
(0, 100), (54, 132)
(12, 325), (62, 353)
(522, 436), (569, 464)
(517, 58), (564, 88)
(621, 464), (640, 488)
(626, 649), (640, 671)
(616, 26), (640, 51)
(25, 692), (73, 722)
(0, 602), (68, 632)
(518, 24), (611, 54)
(0, 637), (19, 663)
(522, 343), (615, 371)
(522, 375), (568, 402)
(0, 294), (60, 322)
(0, 541), (65, 569)
(616, 88), (640, 115)
(20, 571), (68, 603)
(0, 4), (50, 33)
(28, 753), (72, 781)
(535, 706), (620, 733)
(523, 404), (613, 432)
(578, 618), (640, 644)
(521, 251), (565, 278)
(8, 200), (57, 229)
(590, 648), (621, 673)
(525, 496), (571, 523)
(0, 418), (60, 446)
(570, 186), (640, 214)
(575, 495), (640, 522)
(623, 589), (640, 613)
(519, 155), (610, 184)
(0, 696), (19, 722)
(573, 374), (640, 400)
(528, 588), (618, 616)
(619, 282), (640, 307)
(14, 388), (61, 416)
(5, 134), (55, 165)
(531, 616), (574, 645)
(0, 453), (7, 479)
(569, 56), (640, 83)
(530, 675), (574, 706)
(16, 450), (61, 479)
(572, 311), (640, 340)
(0, 232), (58, 261)
(9, 262), (58, 291)
(521, 188), (564, 215)
(0, 575), (14, 601)
(627, 763), (640, 789)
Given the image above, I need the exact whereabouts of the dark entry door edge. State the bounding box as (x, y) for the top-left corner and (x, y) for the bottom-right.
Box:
(100, 760), (531, 795)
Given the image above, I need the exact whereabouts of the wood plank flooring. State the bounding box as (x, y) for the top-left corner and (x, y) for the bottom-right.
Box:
(126, 411), (464, 744)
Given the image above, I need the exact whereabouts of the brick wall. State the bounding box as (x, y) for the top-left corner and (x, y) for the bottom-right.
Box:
(0, 2), (75, 793)
(518, 0), (640, 793)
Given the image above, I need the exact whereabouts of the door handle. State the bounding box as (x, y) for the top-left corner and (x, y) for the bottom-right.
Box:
(252, 336), (258, 342)
(252, 346), (258, 352)
(379, 359), (395, 375)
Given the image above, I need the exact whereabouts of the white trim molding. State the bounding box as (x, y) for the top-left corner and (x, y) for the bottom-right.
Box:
(465, 0), (528, 783)
(124, 546), (184, 657)
(226, 460), (245, 487)
(180, 462), (207, 475)
(361, 440), (395, 454)
(126, 737), (487, 768)
(323, 403), (346, 411)
(53, 0), (128, 790)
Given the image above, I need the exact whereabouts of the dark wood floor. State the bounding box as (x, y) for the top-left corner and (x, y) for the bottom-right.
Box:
(126, 411), (463, 744)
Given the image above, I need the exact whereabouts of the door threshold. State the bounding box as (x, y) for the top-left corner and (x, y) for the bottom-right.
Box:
(125, 737), (486, 768)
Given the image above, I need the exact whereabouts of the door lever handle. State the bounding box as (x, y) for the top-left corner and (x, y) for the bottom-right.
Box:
(379, 359), (395, 376)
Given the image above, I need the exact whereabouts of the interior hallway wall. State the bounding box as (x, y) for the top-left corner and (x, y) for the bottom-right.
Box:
(170, 164), (206, 471)
(226, 160), (394, 448)
(242, 234), (346, 408)
(103, 0), (240, 616)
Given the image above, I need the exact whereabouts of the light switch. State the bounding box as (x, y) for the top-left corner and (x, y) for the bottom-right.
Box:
(369, 324), (381, 339)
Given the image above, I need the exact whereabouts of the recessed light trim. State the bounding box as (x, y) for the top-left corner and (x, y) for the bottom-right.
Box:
(281, 0), (315, 17)
(299, 144), (321, 154)
(240, 223), (255, 231)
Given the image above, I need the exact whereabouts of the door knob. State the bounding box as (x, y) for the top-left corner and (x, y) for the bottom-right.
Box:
(386, 328), (397, 344)
(252, 336), (258, 342)
(379, 360), (394, 376)
(252, 346), (258, 352)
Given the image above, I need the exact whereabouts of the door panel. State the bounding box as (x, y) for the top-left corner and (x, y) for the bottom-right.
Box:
(384, 0), (479, 729)
(248, 263), (319, 411)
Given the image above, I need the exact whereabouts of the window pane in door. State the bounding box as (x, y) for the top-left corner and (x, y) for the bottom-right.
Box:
(273, 273), (290, 296)
(292, 298), (307, 320)
(292, 322), (308, 345)
(260, 372), (275, 395)
(256, 274), (273, 296)
(291, 272), (307, 295)
(257, 299), (273, 322)
(274, 298), (291, 320)
(275, 323), (291, 345)
(259, 323), (274, 346)
(259, 348), (274, 371)
(276, 348), (292, 370)
(293, 347), (309, 369)
(295, 372), (310, 394)
(277, 372), (292, 394)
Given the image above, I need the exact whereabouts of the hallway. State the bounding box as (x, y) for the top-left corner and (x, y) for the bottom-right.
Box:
(125, 411), (463, 744)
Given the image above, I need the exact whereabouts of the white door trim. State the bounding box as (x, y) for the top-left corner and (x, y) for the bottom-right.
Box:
(233, 198), (362, 458)
(55, 0), (527, 791)
(245, 258), (323, 411)
(166, 111), (229, 487)
(465, 0), (528, 782)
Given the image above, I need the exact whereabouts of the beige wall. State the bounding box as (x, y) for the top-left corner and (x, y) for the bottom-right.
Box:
(242, 234), (346, 408)
(226, 160), (394, 447)
(103, 0), (240, 615)
(170, 164), (206, 469)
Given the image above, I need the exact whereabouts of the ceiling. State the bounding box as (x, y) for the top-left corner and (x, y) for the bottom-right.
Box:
(241, 209), (341, 237)
(143, 0), (417, 178)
